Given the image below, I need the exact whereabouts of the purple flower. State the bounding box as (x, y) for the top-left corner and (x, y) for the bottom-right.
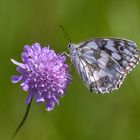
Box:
(11, 43), (71, 111)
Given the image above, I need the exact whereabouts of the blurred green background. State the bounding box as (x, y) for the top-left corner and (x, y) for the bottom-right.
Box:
(1, 0), (140, 140)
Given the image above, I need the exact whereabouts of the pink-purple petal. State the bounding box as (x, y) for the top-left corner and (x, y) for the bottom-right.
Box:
(25, 91), (34, 104)
(11, 59), (26, 69)
(46, 100), (54, 111)
(21, 83), (29, 91)
(21, 52), (29, 63)
(11, 75), (22, 83)
(24, 45), (33, 54)
(31, 43), (41, 54)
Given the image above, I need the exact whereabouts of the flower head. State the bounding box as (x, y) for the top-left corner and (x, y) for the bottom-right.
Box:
(11, 43), (71, 111)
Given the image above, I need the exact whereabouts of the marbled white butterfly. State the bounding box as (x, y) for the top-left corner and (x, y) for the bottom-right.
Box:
(68, 38), (140, 94)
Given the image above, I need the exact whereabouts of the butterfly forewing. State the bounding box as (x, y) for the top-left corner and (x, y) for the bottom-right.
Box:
(94, 38), (140, 73)
(68, 38), (140, 94)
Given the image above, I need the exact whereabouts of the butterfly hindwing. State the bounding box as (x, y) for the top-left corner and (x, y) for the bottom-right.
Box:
(77, 48), (125, 93)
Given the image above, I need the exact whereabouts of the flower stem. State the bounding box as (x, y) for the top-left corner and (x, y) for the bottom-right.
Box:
(11, 97), (33, 139)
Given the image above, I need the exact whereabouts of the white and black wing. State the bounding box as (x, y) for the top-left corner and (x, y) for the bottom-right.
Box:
(94, 38), (140, 73)
(71, 38), (140, 94)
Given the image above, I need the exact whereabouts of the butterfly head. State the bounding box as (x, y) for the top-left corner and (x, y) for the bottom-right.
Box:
(67, 43), (76, 50)
(67, 43), (78, 59)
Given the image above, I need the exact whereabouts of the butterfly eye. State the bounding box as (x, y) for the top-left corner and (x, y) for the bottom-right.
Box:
(68, 44), (71, 49)
(67, 43), (74, 50)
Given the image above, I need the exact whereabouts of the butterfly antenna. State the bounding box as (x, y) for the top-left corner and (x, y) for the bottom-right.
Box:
(59, 25), (71, 43)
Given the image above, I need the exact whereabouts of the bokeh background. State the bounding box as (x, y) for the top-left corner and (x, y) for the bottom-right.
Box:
(1, 0), (140, 140)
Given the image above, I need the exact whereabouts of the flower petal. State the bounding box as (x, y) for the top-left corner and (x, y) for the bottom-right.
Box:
(24, 45), (32, 54)
(31, 43), (41, 53)
(11, 59), (26, 69)
(46, 100), (54, 111)
(16, 66), (27, 74)
(60, 55), (66, 62)
(22, 52), (29, 63)
(25, 91), (34, 104)
(34, 93), (45, 103)
(21, 83), (29, 91)
(11, 75), (22, 83)
(51, 96), (59, 106)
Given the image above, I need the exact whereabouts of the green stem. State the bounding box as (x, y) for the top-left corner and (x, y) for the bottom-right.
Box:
(11, 97), (33, 139)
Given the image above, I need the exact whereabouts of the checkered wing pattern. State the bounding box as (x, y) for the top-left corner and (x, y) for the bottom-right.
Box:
(68, 38), (140, 93)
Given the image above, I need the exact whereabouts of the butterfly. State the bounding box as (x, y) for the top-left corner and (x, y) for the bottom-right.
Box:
(68, 38), (140, 94)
